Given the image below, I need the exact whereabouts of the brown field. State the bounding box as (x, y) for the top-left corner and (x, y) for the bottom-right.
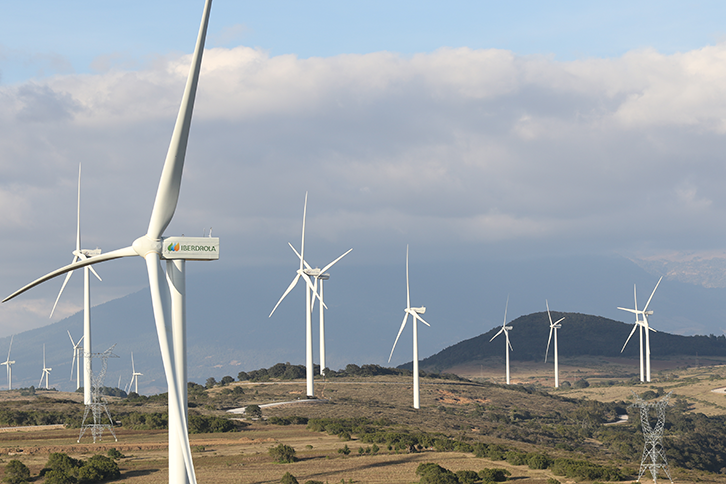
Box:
(1, 358), (726, 483)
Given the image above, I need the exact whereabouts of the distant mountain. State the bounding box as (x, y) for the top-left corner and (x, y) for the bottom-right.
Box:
(407, 312), (726, 373)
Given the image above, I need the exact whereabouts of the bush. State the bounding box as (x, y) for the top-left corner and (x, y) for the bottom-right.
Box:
(43, 470), (75, 484)
(338, 445), (351, 455)
(478, 467), (511, 482)
(280, 472), (299, 484)
(416, 463), (459, 484)
(106, 448), (124, 459)
(246, 404), (262, 418)
(269, 443), (297, 463)
(3, 460), (30, 484)
(78, 455), (120, 481)
(546, 479), (561, 484)
(526, 452), (552, 470)
(456, 469), (480, 483)
(573, 379), (590, 389)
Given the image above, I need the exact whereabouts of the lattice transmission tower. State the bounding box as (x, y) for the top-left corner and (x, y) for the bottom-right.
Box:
(630, 391), (673, 483)
(78, 344), (119, 443)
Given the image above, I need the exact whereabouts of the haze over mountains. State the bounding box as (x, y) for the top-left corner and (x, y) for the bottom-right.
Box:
(1, 253), (726, 394)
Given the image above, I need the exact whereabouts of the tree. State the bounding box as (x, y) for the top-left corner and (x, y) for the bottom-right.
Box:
(269, 443), (297, 463)
(3, 460), (30, 484)
(237, 371), (249, 381)
(220, 376), (234, 386)
(280, 472), (299, 484)
(246, 404), (262, 418)
(78, 455), (120, 481)
(416, 463), (459, 484)
(205, 377), (217, 389)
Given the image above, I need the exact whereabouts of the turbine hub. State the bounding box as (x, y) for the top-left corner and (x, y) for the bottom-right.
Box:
(132, 235), (163, 257)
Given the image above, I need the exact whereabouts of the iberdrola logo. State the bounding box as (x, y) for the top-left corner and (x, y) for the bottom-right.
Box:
(168, 242), (181, 252)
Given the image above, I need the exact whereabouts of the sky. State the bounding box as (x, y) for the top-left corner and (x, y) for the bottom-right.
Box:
(2, 1), (726, 372)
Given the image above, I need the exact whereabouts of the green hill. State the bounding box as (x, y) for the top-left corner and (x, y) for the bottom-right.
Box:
(408, 312), (726, 372)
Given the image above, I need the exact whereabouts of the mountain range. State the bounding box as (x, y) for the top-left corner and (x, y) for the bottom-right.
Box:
(1, 253), (726, 394)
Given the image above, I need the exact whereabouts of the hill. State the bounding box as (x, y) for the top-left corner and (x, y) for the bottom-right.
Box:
(409, 312), (726, 373)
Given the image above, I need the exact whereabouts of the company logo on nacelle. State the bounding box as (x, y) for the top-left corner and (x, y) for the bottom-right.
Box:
(162, 236), (220, 261)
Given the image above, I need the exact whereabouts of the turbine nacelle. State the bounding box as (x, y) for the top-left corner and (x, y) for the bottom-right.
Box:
(409, 306), (426, 315)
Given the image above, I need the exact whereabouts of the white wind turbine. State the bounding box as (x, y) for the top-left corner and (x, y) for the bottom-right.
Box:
(3, 2), (216, 483)
(126, 352), (143, 394)
(1, 336), (15, 390)
(269, 192), (322, 397)
(67, 331), (84, 390)
(619, 276), (662, 383)
(289, 244), (352, 376)
(39, 344), (52, 390)
(388, 245), (430, 410)
(50, 163), (101, 405)
(490, 297), (513, 384)
(544, 300), (565, 388)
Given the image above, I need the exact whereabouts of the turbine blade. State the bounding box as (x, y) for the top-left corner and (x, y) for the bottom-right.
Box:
(320, 248), (353, 274)
(388, 313), (409, 362)
(301, 272), (327, 309)
(269, 273), (301, 317)
(49, 255), (78, 318)
(6, 335), (13, 361)
(67, 330), (75, 346)
(88, 265), (103, 282)
(70, 350), (76, 381)
(503, 295), (509, 326)
(617, 307), (638, 314)
(621, 323), (638, 352)
(300, 192), (307, 271)
(490, 327), (504, 342)
(634, 284), (638, 312)
(406, 245), (410, 309)
(146, 0), (212, 241)
(506, 331), (513, 351)
(288, 242), (312, 271)
(4, 246), (137, 303)
(545, 327), (553, 362)
(144, 252), (196, 483)
(546, 299), (553, 325)
(132, 352), (136, 373)
(76, 163), (82, 252)
(642, 276), (663, 313)
(415, 314), (431, 327)
(554, 317), (565, 325)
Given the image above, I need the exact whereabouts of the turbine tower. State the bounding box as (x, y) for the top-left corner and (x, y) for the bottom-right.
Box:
(289, 244), (352, 376)
(50, 163), (102, 405)
(544, 300), (565, 388)
(269, 192), (322, 397)
(68, 330), (84, 391)
(39, 344), (52, 390)
(3, 2), (217, 482)
(126, 352), (143, 394)
(1, 336), (15, 390)
(619, 277), (662, 382)
(490, 297), (513, 384)
(388, 245), (431, 410)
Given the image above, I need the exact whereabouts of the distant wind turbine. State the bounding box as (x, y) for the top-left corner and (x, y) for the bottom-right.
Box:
(388, 245), (430, 410)
(619, 276), (662, 383)
(68, 331), (84, 390)
(126, 352), (143, 394)
(50, 163), (101, 405)
(1, 336), (15, 390)
(3, 2), (217, 482)
(544, 300), (565, 388)
(490, 296), (513, 384)
(39, 344), (52, 390)
(289, 243), (352, 376)
(269, 192), (322, 397)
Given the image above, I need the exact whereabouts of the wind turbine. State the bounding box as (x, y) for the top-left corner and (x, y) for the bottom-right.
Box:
(50, 163), (101, 405)
(269, 192), (322, 397)
(39, 344), (52, 390)
(544, 300), (565, 388)
(388, 245), (430, 410)
(619, 276), (662, 383)
(490, 297), (513, 384)
(3, 2), (216, 483)
(289, 244), (352, 376)
(1, 336), (15, 390)
(126, 352), (143, 394)
(68, 331), (84, 391)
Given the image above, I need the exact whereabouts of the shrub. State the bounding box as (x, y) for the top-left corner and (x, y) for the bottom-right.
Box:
(526, 452), (552, 470)
(106, 448), (124, 459)
(246, 404), (262, 418)
(338, 445), (351, 455)
(269, 443), (297, 463)
(45, 453), (80, 478)
(456, 469), (480, 484)
(3, 460), (30, 484)
(43, 470), (75, 484)
(416, 463), (460, 484)
(280, 472), (299, 484)
(505, 450), (526, 465)
(573, 379), (590, 389)
(78, 455), (120, 481)
(478, 467), (511, 482)
(546, 479), (561, 484)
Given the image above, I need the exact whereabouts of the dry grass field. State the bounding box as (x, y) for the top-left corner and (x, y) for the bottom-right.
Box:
(1, 358), (726, 483)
